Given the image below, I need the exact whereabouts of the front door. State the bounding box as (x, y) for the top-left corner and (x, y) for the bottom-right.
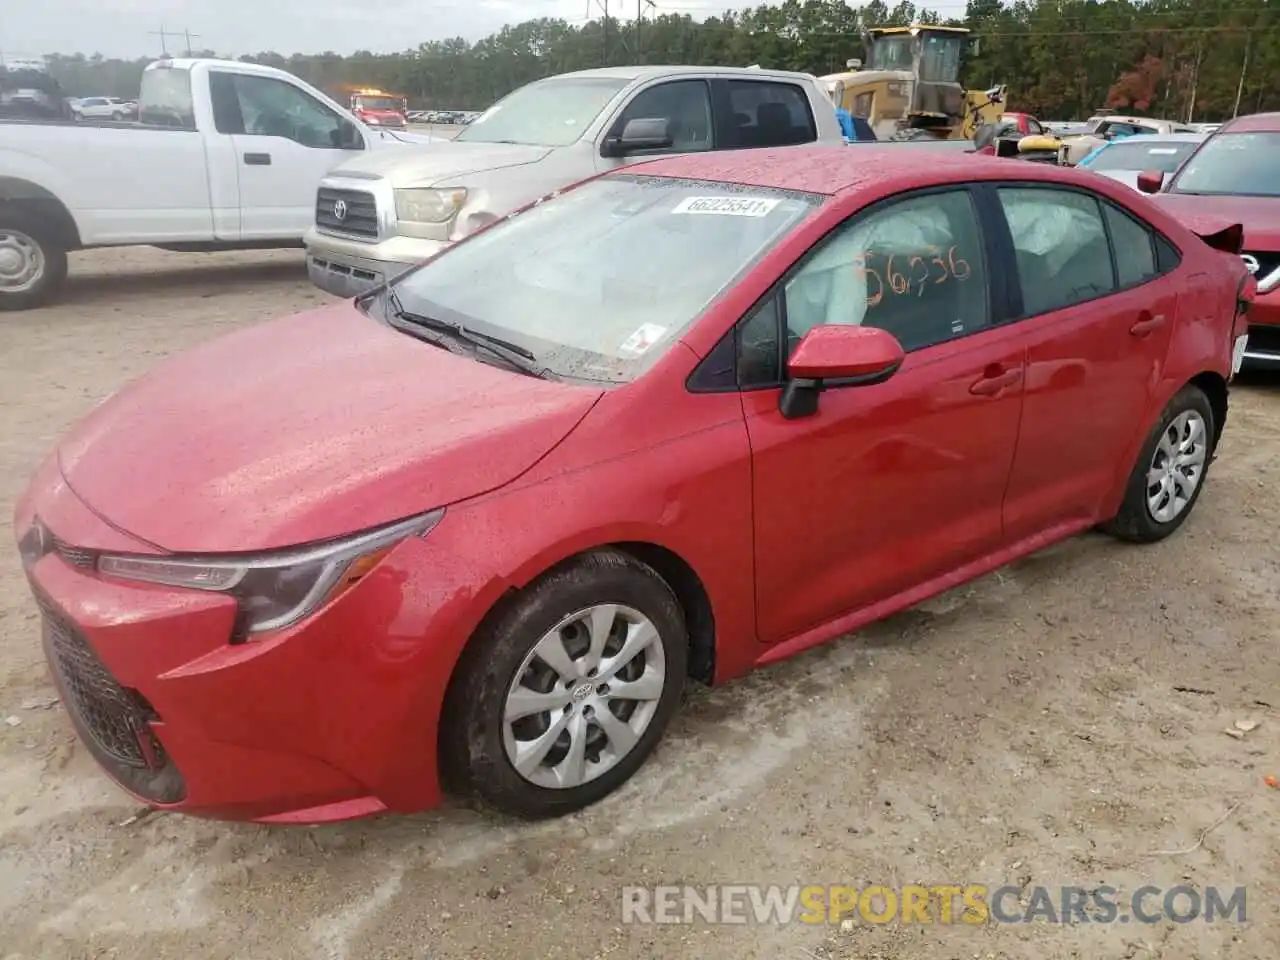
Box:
(209, 71), (364, 239)
(738, 188), (1028, 644)
(990, 185), (1177, 539)
(594, 79), (714, 173)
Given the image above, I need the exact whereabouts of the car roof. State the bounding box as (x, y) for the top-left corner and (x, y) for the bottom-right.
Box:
(548, 64), (818, 84)
(1218, 112), (1280, 134)
(621, 145), (1108, 197)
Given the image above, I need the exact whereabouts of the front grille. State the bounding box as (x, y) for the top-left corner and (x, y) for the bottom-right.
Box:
(36, 590), (186, 803)
(1247, 324), (1280, 356)
(316, 187), (379, 239)
(1242, 250), (1280, 279)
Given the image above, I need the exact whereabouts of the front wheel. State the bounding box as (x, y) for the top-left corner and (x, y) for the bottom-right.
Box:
(0, 209), (69, 312)
(111, 111), (123, 120)
(1103, 385), (1215, 543)
(441, 549), (687, 819)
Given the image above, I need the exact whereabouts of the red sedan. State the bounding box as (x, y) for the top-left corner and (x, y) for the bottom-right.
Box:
(1138, 112), (1280, 368)
(15, 146), (1252, 824)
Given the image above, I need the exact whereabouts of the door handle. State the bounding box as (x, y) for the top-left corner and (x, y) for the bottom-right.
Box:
(969, 367), (1022, 396)
(243, 152), (272, 165)
(1130, 312), (1166, 337)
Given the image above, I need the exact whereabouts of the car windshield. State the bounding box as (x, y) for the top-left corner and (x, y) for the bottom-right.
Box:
(358, 97), (401, 111)
(1171, 132), (1280, 196)
(1086, 139), (1198, 173)
(388, 175), (823, 384)
(454, 77), (628, 147)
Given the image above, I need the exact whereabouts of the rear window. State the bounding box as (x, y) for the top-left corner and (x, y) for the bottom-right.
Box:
(139, 66), (195, 129)
(1085, 140), (1198, 173)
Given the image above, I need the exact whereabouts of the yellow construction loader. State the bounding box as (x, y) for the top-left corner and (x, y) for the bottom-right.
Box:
(820, 24), (1006, 142)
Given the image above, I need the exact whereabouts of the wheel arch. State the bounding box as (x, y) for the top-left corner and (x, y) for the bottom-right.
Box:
(1188, 370), (1228, 451)
(0, 176), (82, 250)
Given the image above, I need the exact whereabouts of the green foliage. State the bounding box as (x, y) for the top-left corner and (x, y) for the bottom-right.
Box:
(37, 0), (1274, 121)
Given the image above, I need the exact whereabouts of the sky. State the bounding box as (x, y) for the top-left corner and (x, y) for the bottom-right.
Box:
(1, 0), (750, 61)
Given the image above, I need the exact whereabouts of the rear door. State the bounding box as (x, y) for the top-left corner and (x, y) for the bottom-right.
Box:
(987, 183), (1179, 540)
(712, 78), (820, 149)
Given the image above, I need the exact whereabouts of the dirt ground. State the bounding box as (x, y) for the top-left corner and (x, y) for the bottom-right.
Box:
(2, 247), (1279, 960)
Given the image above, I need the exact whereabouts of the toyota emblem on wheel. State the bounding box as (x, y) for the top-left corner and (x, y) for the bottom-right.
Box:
(1242, 254), (1260, 275)
(333, 200), (347, 221)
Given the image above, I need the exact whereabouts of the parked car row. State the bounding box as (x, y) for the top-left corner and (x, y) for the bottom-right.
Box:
(407, 109), (480, 124)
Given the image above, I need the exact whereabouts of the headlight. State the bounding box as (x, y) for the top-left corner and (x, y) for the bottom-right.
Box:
(395, 187), (467, 224)
(96, 509), (443, 636)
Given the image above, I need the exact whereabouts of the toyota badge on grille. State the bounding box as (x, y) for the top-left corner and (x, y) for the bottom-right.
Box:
(333, 199), (348, 221)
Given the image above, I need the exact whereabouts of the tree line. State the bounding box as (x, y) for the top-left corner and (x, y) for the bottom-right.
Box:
(23, 0), (1279, 122)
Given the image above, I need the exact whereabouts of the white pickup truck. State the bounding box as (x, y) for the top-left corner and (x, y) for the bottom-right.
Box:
(305, 65), (848, 298)
(0, 57), (428, 311)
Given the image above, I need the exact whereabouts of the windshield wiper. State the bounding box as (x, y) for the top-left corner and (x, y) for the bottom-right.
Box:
(384, 287), (545, 377)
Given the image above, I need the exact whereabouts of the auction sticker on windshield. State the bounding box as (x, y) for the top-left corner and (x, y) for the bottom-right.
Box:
(672, 197), (781, 217)
(619, 323), (668, 357)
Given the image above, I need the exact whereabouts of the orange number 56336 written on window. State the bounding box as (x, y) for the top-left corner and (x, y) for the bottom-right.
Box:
(853, 246), (971, 307)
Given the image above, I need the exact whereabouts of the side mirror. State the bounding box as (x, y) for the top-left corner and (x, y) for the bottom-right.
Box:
(601, 117), (673, 157)
(779, 325), (904, 420)
(336, 120), (364, 149)
(1136, 170), (1165, 194)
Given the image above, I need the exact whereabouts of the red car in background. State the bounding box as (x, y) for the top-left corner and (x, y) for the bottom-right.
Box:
(1139, 112), (1280, 368)
(15, 146), (1251, 825)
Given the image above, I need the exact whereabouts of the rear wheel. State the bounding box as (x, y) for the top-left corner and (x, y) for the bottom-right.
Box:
(0, 208), (69, 312)
(441, 549), (687, 819)
(111, 111), (123, 120)
(1103, 385), (1214, 543)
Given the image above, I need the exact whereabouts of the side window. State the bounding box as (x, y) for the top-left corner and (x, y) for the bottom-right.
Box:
(722, 80), (817, 149)
(1027, 118), (1044, 135)
(997, 187), (1115, 316)
(1102, 202), (1159, 288)
(737, 295), (782, 387)
(783, 190), (989, 355)
(614, 80), (712, 153)
(852, 92), (873, 118)
(230, 74), (353, 149)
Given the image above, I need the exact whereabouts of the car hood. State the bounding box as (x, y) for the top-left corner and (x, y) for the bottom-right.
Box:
(330, 139), (553, 186)
(56, 303), (602, 554)
(1151, 193), (1280, 249)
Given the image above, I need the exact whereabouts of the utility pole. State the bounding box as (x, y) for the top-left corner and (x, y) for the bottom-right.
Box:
(1232, 32), (1251, 119)
(148, 25), (174, 56)
(183, 29), (201, 56)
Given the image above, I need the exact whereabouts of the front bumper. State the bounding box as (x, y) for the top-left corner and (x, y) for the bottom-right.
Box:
(304, 226), (449, 298)
(14, 466), (465, 823)
(1242, 297), (1280, 368)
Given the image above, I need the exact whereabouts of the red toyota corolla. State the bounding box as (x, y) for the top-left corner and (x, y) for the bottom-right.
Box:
(15, 146), (1251, 824)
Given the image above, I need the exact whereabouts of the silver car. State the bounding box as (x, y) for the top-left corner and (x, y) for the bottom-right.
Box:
(1074, 132), (1207, 191)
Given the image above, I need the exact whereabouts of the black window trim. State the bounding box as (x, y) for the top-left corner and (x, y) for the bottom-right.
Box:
(710, 76), (819, 151)
(687, 183), (1006, 394)
(599, 77), (716, 158)
(980, 179), (1181, 322)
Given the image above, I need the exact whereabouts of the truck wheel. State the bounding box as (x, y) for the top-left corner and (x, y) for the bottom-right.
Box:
(72, 111), (83, 122)
(111, 111), (123, 120)
(0, 211), (69, 312)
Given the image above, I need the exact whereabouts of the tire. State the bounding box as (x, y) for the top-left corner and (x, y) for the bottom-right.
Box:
(1103, 385), (1215, 543)
(441, 548), (688, 819)
(111, 111), (123, 120)
(72, 111), (83, 122)
(0, 208), (69, 312)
